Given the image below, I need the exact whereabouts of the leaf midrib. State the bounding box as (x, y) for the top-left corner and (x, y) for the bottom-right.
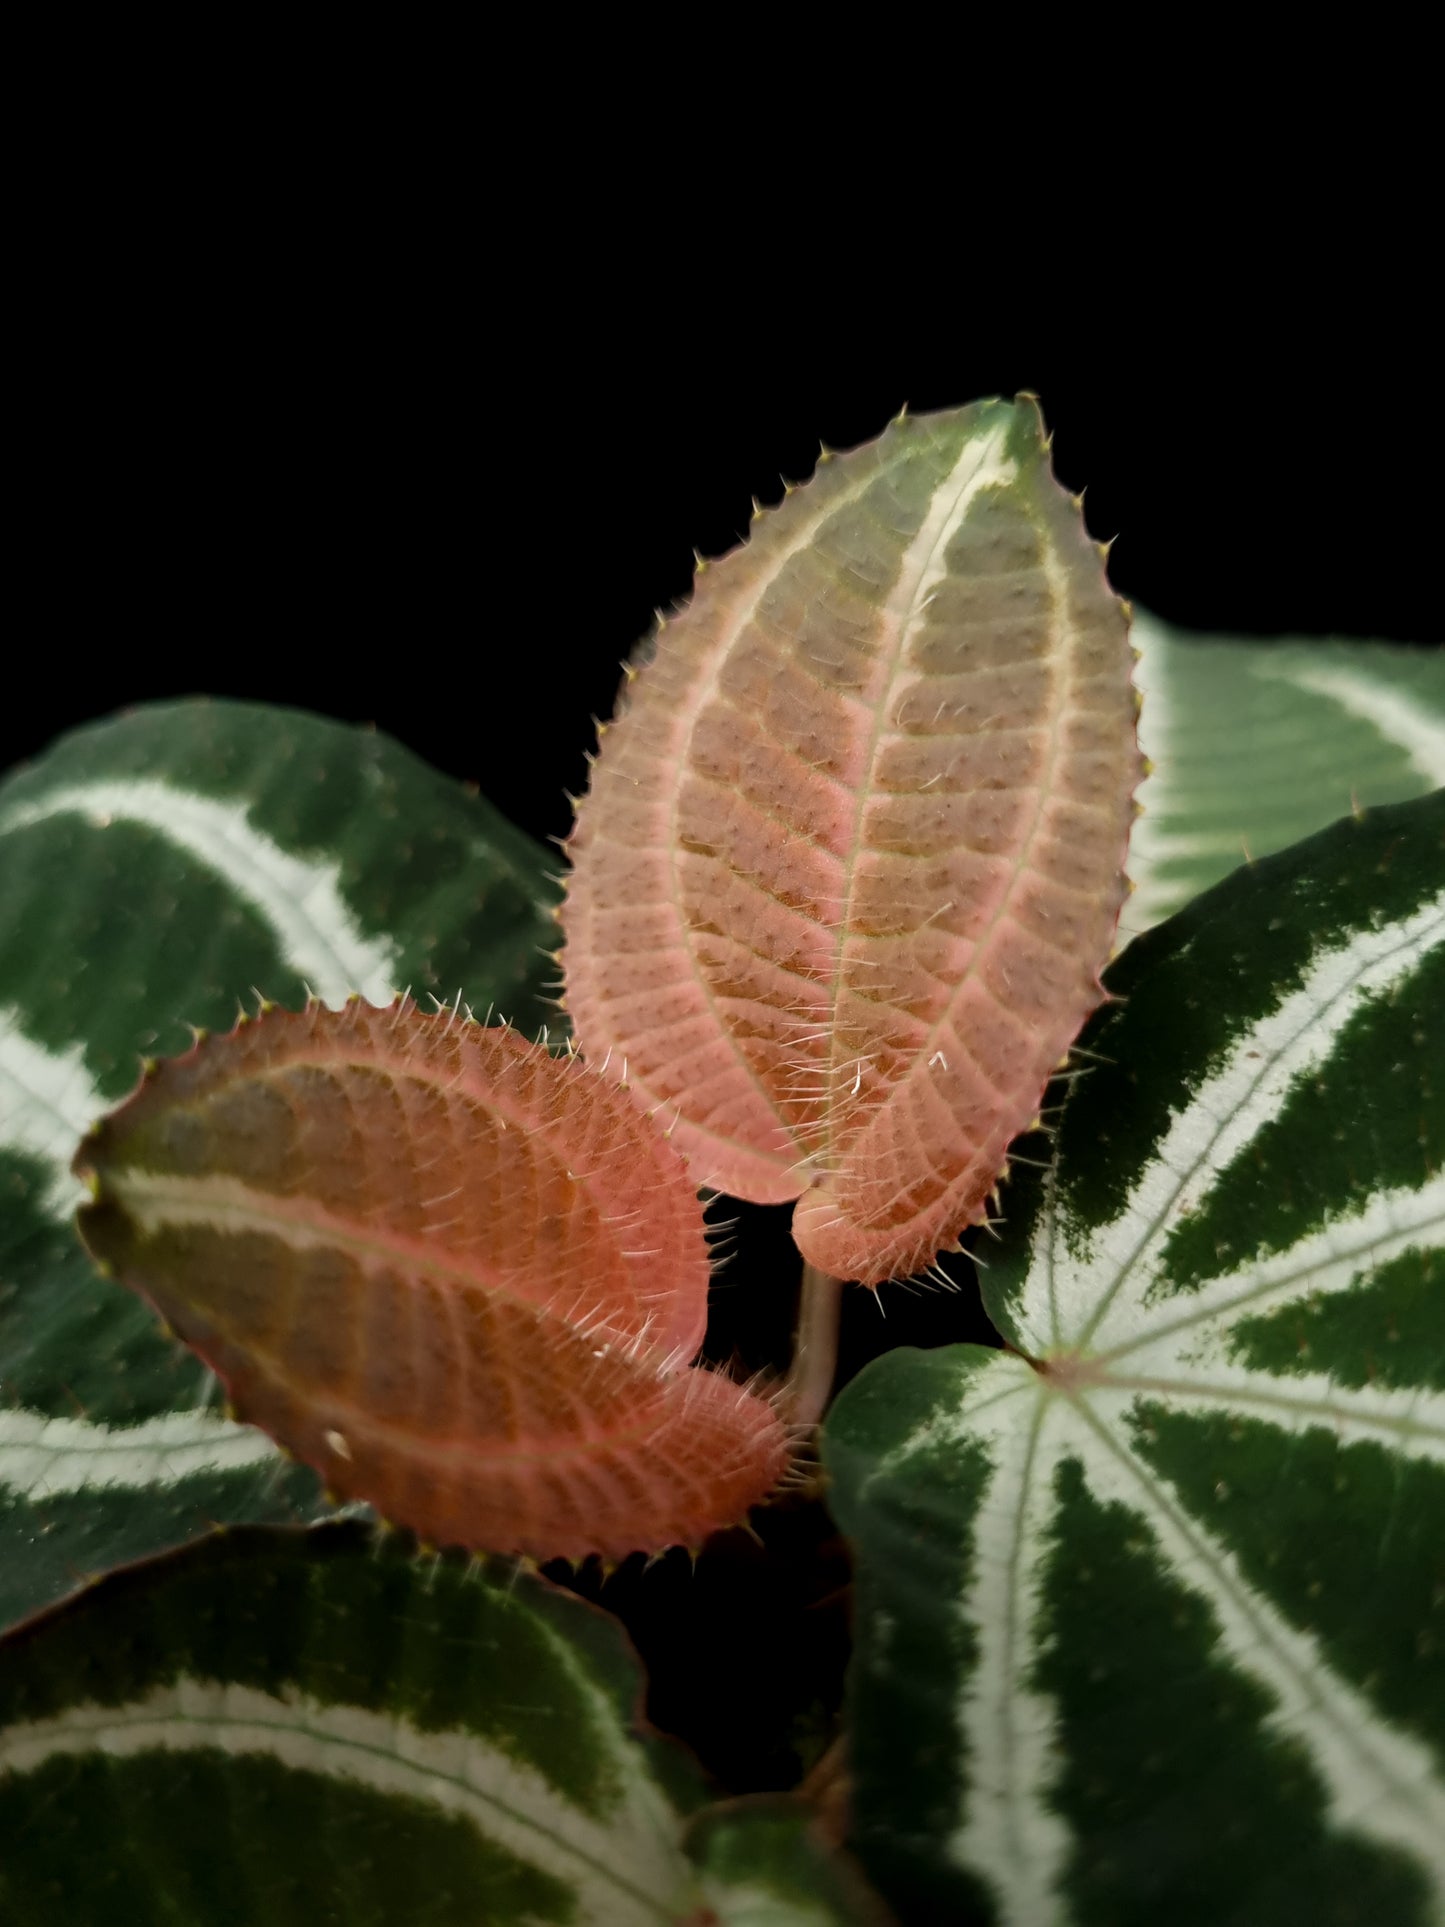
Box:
(3, 1696), (683, 1922)
(1060, 1385), (1442, 1827)
(1084, 1368), (1445, 1450)
(1068, 901), (1445, 1353)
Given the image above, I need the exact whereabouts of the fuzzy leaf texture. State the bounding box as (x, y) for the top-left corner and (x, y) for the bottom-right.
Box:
(824, 790), (1445, 1926)
(0, 1524), (880, 1925)
(73, 999), (790, 1561)
(562, 399), (1142, 1285)
(0, 701), (560, 1630)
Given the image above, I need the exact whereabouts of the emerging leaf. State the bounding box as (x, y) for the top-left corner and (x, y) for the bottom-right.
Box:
(825, 792), (1445, 1923)
(73, 1001), (789, 1561)
(0, 1524), (879, 1924)
(563, 400), (1141, 1284)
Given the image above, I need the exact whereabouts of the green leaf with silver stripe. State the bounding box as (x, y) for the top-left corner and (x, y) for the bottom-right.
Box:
(825, 789), (1445, 1925)
(1124, 614), (1444, 942)
(0, 1523), (874, 1925)
(0, 702), (560, 1632)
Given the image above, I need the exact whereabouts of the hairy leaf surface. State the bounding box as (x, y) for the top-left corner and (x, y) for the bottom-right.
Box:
(75, 1000), (789, 1560)
(0, 701), (559, 1628)
(0, 1524), (875, 1925)
(563, 400), (1141, 1284)
(825, 792), (1445, 1924)
(1125, 614), (1444, 940)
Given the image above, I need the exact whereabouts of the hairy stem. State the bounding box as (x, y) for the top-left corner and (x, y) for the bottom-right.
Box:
(797, 1734), (851, 1843)
(787, 1261), (845, 1429)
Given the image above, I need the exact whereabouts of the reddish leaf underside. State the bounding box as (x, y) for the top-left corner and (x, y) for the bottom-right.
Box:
(562, 399), (1142, 1284)
(73, 1000), (789, 1560)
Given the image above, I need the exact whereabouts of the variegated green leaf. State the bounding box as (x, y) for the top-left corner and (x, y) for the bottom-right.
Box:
(0, 702), (560, 1630)
(826, 791), (1445, 1924)
(0, 1524), (875, 1925)
(1124, 614), (1444, 941)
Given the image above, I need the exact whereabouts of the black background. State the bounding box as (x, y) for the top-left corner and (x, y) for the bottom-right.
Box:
(10, 204), (1441, 1797)
(11, 265), (1440, 837)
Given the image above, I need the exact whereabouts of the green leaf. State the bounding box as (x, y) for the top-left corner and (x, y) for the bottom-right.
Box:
(685, 1802), (890, 1925)
(1124, 614), (1444, 941)
(0, 702), (560, 1631)
(825, 791), (1445, 1924)
(0, 1524), (874, 1925)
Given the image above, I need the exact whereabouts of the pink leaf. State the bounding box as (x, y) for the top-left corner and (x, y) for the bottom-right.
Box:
(562, 400), (1142, 1283)
(73, 1000), (789, 1559)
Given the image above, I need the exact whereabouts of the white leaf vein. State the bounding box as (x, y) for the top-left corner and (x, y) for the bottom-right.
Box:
(0, 779), (397, 1006)
(0, 1680), (690, 1927)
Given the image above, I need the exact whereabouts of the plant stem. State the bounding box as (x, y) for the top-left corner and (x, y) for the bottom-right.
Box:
(797, 1735), (851, 1842)
(786, 1261), (845, 1429)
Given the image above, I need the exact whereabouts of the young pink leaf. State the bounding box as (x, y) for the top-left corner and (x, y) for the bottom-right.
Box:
(72, 1000), (789, 1560)
(562, 399), (1142, 1284)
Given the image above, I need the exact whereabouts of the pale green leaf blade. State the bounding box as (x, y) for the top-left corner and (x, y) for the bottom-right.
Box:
(686, 1803), (891, 1925)
(0, 701), (561, 1630)
(1124, 614), (1444, 940)
(0, 1524), (872, 1925)
(826, 791), (1445, 1924)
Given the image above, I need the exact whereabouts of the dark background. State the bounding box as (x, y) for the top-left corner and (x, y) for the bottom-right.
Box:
(11, 280), (1440, 846)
